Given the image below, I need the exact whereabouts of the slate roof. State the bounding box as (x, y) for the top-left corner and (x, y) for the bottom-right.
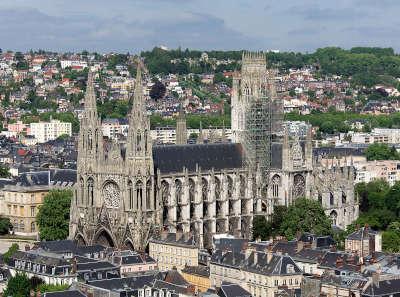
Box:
(37, 240), (106, 258)
(299, 233), (336, 248)
(363, 278), (400, 296)
(152, 279), (188, 295)
(15, 169), (76, 187)
(9, 250), (70, 269)
(218, 282), (252, 297)
(87, 274), (157, 291)
(211, 250), (302, 276)
(347, 227), (379, 241)
(164, 269), (190, 286)
(44, 290), (86, 297)
(152, 143), (244, 174)
(182, 265), (210, 278)
(150, 233), (196, 248)
(318, 252), (361, 272)
(77, 261), (117, 272)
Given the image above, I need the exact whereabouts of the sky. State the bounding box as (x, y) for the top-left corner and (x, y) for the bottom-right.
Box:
(0, 0), (399, 53)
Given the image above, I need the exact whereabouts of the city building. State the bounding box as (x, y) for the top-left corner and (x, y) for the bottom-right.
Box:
(149, 233), (198, 271)
(210, 247), (303, 297)
(345, 226), (382, 258)
(29, 119), (72, 143)
(181, 265), (210, 293)
(110, 250), (157, 275)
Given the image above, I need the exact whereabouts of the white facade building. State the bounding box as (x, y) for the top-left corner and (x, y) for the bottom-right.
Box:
(29, 119), (72, 143)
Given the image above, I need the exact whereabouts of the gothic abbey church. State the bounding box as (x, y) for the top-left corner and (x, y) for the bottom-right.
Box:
(69, 54), (358, 251)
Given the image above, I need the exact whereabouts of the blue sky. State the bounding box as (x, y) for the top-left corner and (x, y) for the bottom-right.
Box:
(0, 0), (399, 53)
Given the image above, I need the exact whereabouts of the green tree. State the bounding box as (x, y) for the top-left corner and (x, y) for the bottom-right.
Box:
(382, 222), (400, 252)
(0, 217), (11, 235)
(252, 216), (272, 240)
(149, 80), (167, 101)
(36, 190), (72, 241)
(3, 243), (19, 263)
(279, 198), (332, 240)
(365, 143), (400, 161)
(3, 273), (31, 297)
(0, 164), (11, 178)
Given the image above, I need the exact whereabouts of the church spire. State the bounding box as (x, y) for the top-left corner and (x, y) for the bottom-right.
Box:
(126, 62), (152, 159)
(132, 64), (145, 114)
(85, 70), (97, 111)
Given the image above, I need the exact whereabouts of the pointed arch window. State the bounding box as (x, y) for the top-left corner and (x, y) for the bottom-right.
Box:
(202, 178), (208, 202)
(136, 181), (143, 210)
(227, 176), (233, 199)
(146, 180), (151, 210)
(128, 180), (133, 209)
(144, 130), (148, 153)
(87, 178), (94, 206)
(215, 177), (221, 200)
(175, 179), (183, 204)
(330, 192), (334, 206)
(80, 177), (84, 205)
(136, 131), (142, 152)
(88, 130), (93, 150)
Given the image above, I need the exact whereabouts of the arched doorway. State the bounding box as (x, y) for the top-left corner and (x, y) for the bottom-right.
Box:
(75, 234), (86, 246)
(124, 240), (134, 250)
(95, 230), (115, 247)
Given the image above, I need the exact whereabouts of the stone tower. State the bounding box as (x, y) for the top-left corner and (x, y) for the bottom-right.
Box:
(175, 110), (187, 145)
(69, 66), (159, 251)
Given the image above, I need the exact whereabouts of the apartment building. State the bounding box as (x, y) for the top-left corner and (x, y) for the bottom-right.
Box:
(210, 247), (303, 297)
(149, 233), (198, 271)
(29, 119), (72, 143)
(3, 184), (49, 236)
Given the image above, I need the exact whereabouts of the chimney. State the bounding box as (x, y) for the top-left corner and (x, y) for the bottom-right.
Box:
(296, 240), (304, 252)
(72, 257), (77, 274)
(253, 251), (258, 265)
(266, 247), (273, 263)
(372, 272), (380, 288)
(25, 244), (31, 251)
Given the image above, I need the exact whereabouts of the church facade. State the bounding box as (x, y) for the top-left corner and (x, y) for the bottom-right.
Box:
(69, 54), (358, 251)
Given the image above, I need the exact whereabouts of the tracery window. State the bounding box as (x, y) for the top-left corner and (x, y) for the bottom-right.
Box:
(146, 180), (151, 209)
(240, 175), (246, 197)
(175, 179), (183, 204)
(271, 175), (281, 198)
(292, 174), (305, 198)
(161, 180), (170, 204)
(202, 178), (208, 202)
(189, 179), (195, 203)
(214, 177), (221, 200)
(136, 181), (143, 210)
(102, 181), (120, 208)
(128, 180), (133, 209)
(227, 176), (233, 199)
(88, 178), (94, 206)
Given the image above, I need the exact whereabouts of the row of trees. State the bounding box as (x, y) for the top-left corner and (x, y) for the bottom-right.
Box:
(141, 47), (400, 87)
(285, 111), (400, 134)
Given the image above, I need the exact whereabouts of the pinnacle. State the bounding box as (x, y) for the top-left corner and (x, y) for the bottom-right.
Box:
(84, 69), (97, 111)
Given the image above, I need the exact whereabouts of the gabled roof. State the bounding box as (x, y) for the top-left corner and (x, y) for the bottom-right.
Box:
(153, 143), (244, 174)
(218, 282), (252, 297)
